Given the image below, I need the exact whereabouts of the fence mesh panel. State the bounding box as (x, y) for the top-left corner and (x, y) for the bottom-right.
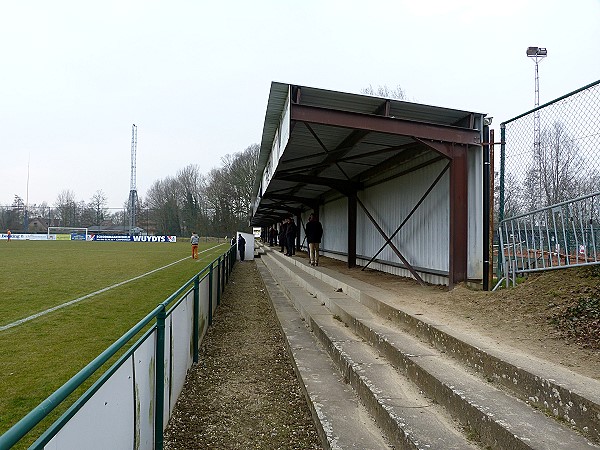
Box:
(500, 80), (600, 220)
(497, 80), (600, 281)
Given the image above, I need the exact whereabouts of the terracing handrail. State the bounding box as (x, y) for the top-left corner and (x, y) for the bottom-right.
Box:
(495, 191), (600, 290)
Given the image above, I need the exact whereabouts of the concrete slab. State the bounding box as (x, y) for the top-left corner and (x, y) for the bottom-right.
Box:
(257, 260), (390, 449)
(264, 250), (600, 444)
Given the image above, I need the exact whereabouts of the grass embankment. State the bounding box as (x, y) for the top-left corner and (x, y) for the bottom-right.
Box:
(0, 239), (228, 447)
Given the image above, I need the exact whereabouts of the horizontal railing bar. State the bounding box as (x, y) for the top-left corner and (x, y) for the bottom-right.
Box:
(500, 190), (600, 224)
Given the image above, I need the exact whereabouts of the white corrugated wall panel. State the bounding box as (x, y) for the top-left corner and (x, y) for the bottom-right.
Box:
(320, 196), (347, 262)
(357, 158), (450, 284)
(311, 150), (483, 285)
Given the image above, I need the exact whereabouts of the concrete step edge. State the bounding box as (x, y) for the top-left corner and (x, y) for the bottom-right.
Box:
(329, 298), (599, 450)
(264, 250), (600, 444)
(261, 257), (477, 449)
(256, 259), (392, 449)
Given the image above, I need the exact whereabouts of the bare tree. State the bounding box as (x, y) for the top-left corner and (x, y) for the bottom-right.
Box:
(176, 165), (204, 236)
(88, 190), (108, 226)
(55, 190), (77, 227)
(523, 121), (584, 207)
(146, 177), (181, 235)
(361, 84), (407, 100)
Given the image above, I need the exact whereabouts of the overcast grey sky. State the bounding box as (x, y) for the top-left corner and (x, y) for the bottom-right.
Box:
(2, 0), (599, 208)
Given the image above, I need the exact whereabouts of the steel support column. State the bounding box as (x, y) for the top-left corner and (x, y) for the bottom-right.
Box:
(449, 147), (469, 286)
(296, 211), (301, 251)
(348, 192), (357, 268)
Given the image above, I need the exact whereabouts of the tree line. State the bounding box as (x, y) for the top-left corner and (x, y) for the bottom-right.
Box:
(1, 144), (259, 237)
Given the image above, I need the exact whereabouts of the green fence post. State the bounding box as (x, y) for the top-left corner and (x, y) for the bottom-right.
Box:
(222, 257), (226, 291)
(193, 275), (199, 363)
(155, 306), (166, 450)
(216, 256), (221, 306)
(498, 123), (506, 278)
(208, 263), (213, 326)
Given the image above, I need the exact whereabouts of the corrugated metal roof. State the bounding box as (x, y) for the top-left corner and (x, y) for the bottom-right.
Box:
(252, 82), (485, 226)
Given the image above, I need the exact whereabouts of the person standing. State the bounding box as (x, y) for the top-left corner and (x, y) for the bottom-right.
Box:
(286, 217), (297, 256)
(278, 220), (287, 254)
(269, 225), (277, 246)
(305, 214), (323, 266)
(190, 232), (199, 259)
(237, 233), (247, 261)
(6, 229), (11, 243)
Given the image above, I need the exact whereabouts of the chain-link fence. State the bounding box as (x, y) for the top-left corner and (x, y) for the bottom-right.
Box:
(499, 79), (600, 221)
(497, 79), (600, 279)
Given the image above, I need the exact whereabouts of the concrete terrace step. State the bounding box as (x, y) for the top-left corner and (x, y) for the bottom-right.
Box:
(256, 261), (391, 449)
(260, 257), (476, 449)
(259, 248), (600, 450)
(260, 245), (600, 445)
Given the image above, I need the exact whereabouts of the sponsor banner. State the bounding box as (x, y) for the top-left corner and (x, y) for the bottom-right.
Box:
(56, 234), (73, 241)
(131, 235), (177, 243)
(1, 233), (53, 240)
(89, 234), (177, 242)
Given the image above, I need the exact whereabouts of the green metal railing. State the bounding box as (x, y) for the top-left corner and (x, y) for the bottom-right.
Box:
(0, 244), (237, 450)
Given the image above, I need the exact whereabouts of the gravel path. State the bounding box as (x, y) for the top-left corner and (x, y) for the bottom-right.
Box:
(164, 260), (323, 450)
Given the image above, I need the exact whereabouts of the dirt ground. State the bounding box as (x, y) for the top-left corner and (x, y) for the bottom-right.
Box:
(163, 260), (322, 450)
(164, 252), (599, 449)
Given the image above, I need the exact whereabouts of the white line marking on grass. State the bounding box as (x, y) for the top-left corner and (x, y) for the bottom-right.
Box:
(1, 244), (226, 332)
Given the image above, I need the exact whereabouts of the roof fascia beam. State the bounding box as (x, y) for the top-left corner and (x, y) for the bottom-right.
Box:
(291, 104), (481, 146)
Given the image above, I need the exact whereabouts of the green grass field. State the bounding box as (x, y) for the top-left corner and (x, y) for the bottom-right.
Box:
(0, 238), (229, 446)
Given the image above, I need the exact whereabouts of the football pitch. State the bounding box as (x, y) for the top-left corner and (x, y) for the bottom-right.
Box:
(0, 239), (228, 443)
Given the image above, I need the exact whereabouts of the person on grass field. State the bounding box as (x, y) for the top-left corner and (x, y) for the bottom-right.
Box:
(190, 231), (199, 259)
(6, 229), (11, 242)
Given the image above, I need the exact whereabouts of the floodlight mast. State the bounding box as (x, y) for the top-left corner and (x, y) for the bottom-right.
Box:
(526, 47), (547, 107)
(527, 46), (547, 198)
(128, 124), (138, 234)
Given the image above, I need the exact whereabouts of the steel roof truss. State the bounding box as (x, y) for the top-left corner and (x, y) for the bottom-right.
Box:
(291, 104), (481, 146)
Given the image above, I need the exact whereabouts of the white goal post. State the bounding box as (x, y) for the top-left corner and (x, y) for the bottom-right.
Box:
(47, 227), (89, 241)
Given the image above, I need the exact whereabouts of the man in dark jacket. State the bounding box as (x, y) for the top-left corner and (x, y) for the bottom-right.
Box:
(285, 217), (297, 256)
(237, 234), (246, 261)
(269, 226), (277, 246)
(278, 220), (287, 253)
(305, 213), (323, 266)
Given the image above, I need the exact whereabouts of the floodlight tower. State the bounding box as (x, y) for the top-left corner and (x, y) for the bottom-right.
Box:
(526, 47), (547, 162)
(128, 124), (138, 234)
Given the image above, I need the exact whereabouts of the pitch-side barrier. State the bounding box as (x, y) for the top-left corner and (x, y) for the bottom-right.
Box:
(0, 244), (236, 450)
(495, 191), (600, 289)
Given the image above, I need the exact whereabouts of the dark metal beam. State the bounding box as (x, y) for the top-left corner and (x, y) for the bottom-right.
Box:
(273, 173), (363, 195)
(449, 147), (469, 287)
(291, 104), (481, 146)
(356, 145), (429, 182)
(259, 204), (302, 215)
(348, 193), (357, 268)
(263, 193), (321, 205)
